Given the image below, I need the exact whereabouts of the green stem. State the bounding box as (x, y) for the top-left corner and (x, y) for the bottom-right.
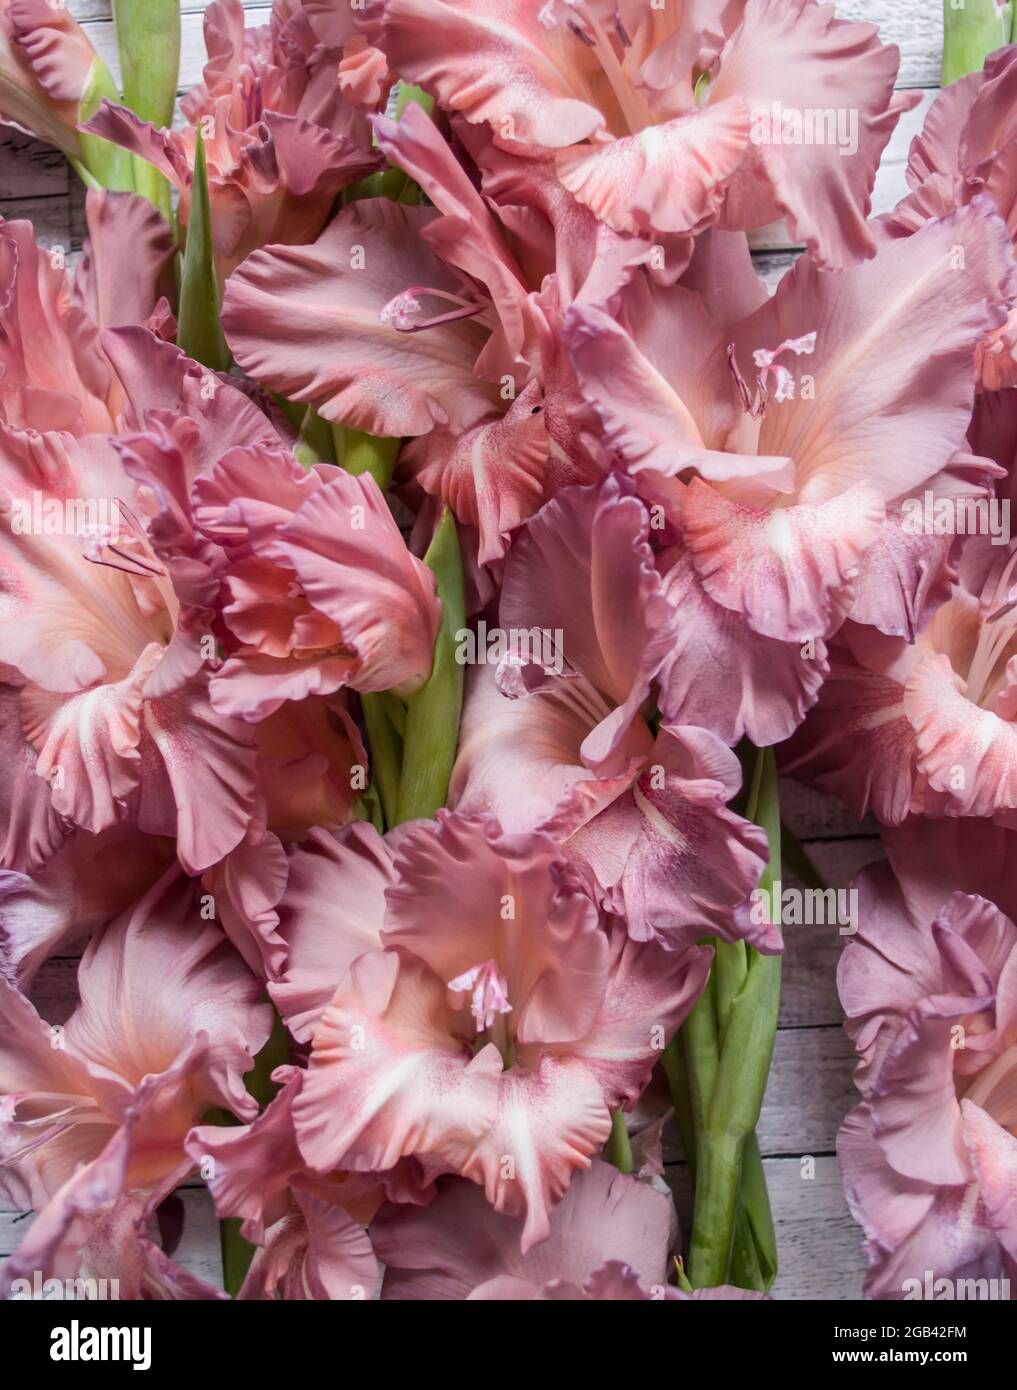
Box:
(736, 1133), (778, 1291)
(77, 60), (135, 193)
(220, 1219), (255, 1297)
(681, 968), (720, 1146)
(335, 428), (401, 490)
(660, 1040), (697, 1180)
(942, 0), (1013, 84)
(687, 747), (783, 1290)
(607, 1109), (635, 1174)
(361, 693), (403, 831)
(177, 131), (229, 371)
(395, 508), (466, 823)
(112, 0), (180, 215)
(714, 938), (747, 1046)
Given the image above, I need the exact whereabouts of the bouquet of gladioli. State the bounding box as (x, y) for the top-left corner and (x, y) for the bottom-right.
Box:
(0, 0), (1015, 1309)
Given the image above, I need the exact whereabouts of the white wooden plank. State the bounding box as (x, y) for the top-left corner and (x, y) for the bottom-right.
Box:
(837, 0), (943, 88)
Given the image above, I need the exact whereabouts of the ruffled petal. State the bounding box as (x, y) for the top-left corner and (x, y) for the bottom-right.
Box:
(222, 200), (496, 435)
(384, 812), (610, 1046)
(683, 477), (885, 641)
(271, 823), (395, 1042)
(555, 101), (750, 237)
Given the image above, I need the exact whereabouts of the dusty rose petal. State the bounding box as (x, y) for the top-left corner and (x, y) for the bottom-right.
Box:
(657, 550), (828, 747)
(271, 822), (396, 1042)
(555, 101), (750, 238)
(683, 477), (885, 642)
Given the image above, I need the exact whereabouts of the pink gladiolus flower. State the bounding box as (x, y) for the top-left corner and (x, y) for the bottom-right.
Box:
(192, 445), (442, 720)
(373, 1158), (675, 1299)
(784, 511), (1017, 824)
(1, 194), (175, 435)
(0, 263), (297, 874)
(185, 1071), (387, 1300)
(360, 0), (917, 268)
(565, 199), (1017, 745)
(886, 47), (1017, 390)
(838, 820), (1017, 1297)
(0, 872), (271, 1295)
(450, 475), (774, 951)
(83, 0), (383, 279)
(222, 103), (667, 566)
(372, 1159), (771, 1299)
(0, 0), (115, 159)
(0, 822), (175, 988)
(271, 813), (711, 1251)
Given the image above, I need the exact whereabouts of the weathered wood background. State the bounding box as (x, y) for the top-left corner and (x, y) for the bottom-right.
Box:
(0, 0), (944, 1299)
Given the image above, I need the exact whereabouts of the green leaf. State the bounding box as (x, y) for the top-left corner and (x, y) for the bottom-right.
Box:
(607, 1109), (636, 1174)
(77, 60), (135, 192)
(687, 746), (782, 1290)
(361, 693), (403, 831)
(395, 508), (466, 823)
(336, 428), (401, 490)
(943, 0), (1013, 83)
(112, 0), (181, 128)
(177, 131), (230, 371)
(112, 0), (181, 218)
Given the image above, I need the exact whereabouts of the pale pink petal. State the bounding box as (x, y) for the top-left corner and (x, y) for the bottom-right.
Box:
(711, 0), (916, 269)
(657, 549), (828, 746)
(742, 202), (1017, 506)
(0, 683), (67, 873)
(905, 652), (1017, 818)
(374, 1158), (672, 1300)
(360, 0), (605, 148)
(683, 477), (885, 642)
(962, 1100), (1017, 1264)
(222, 200), (496, 435)
(458, 1053), (612, 1252)
(501, 476), (675, 772)
(555, 101), (749, 238)
(570, 928), (712, 1107)
(271, 822), (395, 1042)
(293, 949), (503, 1175)
(371, 103), (536, 372)
(0, 823), (172, 988)
(20, 644), (161, 838)
(202, 824), (289, 983)
(276, 469), (441, 696)
(384, 812), (610, 1046)
(211, 650), (357, 724)
(782, 650), (926, 825)
(403, 383), (549, 565)
(73, 189), (175, 336)
(239, 1191), (379, 1301)
(7, 0), (101, 103)
(185, 1074), (305, 1245)
(450, 664), (625, 834)
(565, 725), (772, 950)
(66, 871), (271, 1120)
(135, 678), (258, 875)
